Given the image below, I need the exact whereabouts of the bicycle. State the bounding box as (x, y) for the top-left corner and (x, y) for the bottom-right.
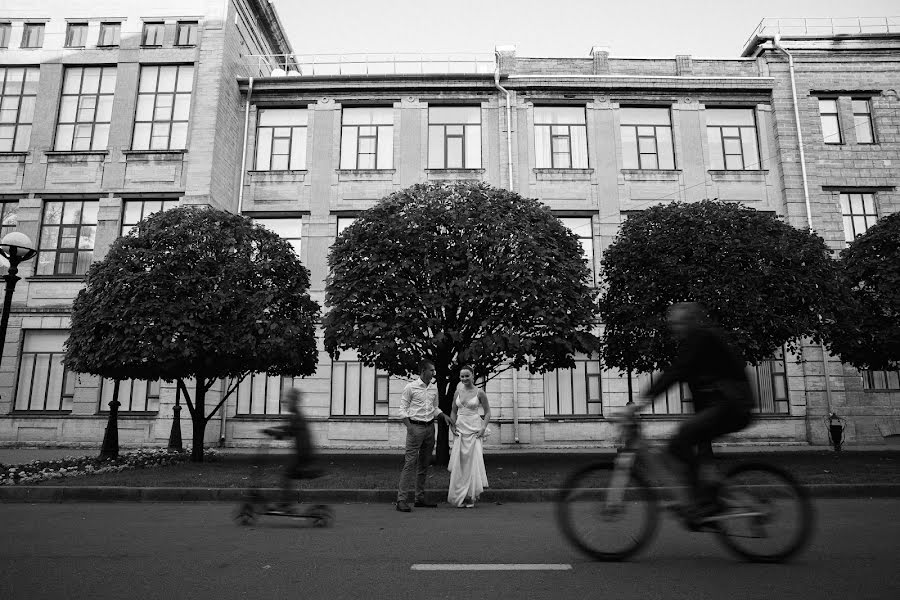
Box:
(555, 408), (814, 563)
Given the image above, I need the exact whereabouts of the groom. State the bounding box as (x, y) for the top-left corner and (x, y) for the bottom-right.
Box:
(396, 359), (453, 512)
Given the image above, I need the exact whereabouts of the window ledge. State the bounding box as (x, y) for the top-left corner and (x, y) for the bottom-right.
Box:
(231, 414), (288, 420)
(621, 169), (681, 181)
(28, 275), (86, 282)
(544, 415), (605, 421)
(0, 152), (29, 158)
(708, 169), (768, 175)
(425, 168), (485, 174)
(123, 149), (186, 156)
(247, 169), (308, 175)
(336, 169), (396, 174)
(9, 410), (73, 416)
(44, 150), (108, 156)
(97, 411), (160, 417)
(533, 168), (593, 174)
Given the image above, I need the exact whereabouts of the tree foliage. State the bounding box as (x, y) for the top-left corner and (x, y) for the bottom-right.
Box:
(64, 206), (320, 460)
(826, 212), (900, 371)
(324, 182), (598, 461)
(598, 200), (842, 374)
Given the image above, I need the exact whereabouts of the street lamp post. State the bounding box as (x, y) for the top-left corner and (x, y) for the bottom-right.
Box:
(0, 232), (37, 354)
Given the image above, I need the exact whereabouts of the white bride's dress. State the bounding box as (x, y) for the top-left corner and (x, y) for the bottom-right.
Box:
(447, 391), (489, 507)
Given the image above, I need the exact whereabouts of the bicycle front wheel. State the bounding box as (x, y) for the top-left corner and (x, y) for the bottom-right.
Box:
(714, 462), (814, 563)
(556, 462), (659, 561)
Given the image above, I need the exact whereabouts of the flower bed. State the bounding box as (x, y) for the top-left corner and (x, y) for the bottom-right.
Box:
(0, 448), (219, 485)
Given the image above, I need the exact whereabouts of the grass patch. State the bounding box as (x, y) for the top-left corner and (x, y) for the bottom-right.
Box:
(29, 450), (900, 489)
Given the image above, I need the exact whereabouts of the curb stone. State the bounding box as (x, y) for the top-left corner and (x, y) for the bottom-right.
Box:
(2, 483), (899, 503)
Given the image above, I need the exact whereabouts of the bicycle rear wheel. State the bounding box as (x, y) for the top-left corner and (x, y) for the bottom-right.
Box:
(556, 462), (659, 561)
(714, 462), (814, 563)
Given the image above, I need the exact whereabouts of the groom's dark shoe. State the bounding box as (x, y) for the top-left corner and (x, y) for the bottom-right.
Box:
(414, 500), (438, 508)
(396, 500), (411, 512)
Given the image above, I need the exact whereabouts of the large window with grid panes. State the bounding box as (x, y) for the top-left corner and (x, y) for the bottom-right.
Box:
(706, 107), (760, 171)
(254, 217), (302, 256)
(428, 106), (482, 169)
(1, 201), (18, 238)
(620, 106), (675, 170)
(862, 369), (900, 391)
(132, 64), (194, 151)
(233, 372), (293, 416)
(99, 379), (160, 412)
(55, 66), (116, 151)
(840, 192), (878, 245)
(636, 349), (790, 415)
(14, 331), (75, 411)
(37, 200), (98, 275)
(121, 199), (178, 236)
(255, 108), (307, 171)
(0, 66), (38, 152)
(534, 106), (588, 168)
(544, 355), (603, 416)
(340, 107), (393, 169)
(331, 349), (391, 417)
(558, 217), (595, 286)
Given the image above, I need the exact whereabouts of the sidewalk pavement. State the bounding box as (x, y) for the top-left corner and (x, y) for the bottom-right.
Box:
(1, 443), (899, 503)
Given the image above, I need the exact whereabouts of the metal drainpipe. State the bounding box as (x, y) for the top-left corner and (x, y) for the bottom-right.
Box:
(494, 51), (518, 442)
(511, 369), (520, 443)
(237, 77), (254, 214)
(493, 52), (514, 192)
(771, 35), (834, 416)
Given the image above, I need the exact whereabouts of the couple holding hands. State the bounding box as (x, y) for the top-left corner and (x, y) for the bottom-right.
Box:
(396, 360), (491, 512)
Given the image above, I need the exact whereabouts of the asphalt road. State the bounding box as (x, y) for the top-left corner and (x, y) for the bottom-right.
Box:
(1, 499), (898, 600)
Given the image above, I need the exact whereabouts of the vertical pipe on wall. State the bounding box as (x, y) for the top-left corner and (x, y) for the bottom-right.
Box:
(771, 36), (834, 418)
(237, 77), (254, 214)
(493, 51), (514, 192)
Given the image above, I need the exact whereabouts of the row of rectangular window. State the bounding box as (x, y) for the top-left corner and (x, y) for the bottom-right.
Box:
(0, 22), (197, 50)
(253, 105), (762, 173)
(0, 65), (194, 153)
(0, 190), (881, 279)
(17, 332), (829, 416)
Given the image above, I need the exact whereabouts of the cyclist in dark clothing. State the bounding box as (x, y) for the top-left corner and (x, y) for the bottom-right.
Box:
(633, 302), (754, 522)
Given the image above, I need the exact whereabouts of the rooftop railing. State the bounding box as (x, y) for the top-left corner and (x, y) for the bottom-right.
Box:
(241, 53), (497, 78)
(744, 17), (900, 52)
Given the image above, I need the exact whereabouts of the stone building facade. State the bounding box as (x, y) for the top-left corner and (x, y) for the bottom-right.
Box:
(0, 9), (897, 449)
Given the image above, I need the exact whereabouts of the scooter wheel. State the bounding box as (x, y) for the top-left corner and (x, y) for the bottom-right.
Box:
(234, 504), (257, 526)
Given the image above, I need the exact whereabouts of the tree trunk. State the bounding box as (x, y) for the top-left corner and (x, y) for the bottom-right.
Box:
(190, 380), (206, 462)
(99, 380), (121, 460)
(434, 373), (450, 466)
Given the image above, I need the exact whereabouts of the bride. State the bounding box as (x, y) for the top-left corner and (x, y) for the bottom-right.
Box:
(447, 365), (491, 508)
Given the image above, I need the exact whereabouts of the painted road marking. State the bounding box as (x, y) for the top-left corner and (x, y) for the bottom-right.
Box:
(411, 564), (572, 571)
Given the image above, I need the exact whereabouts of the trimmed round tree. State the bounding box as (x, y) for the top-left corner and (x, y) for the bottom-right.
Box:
(324, 182), (599, 463)
(599, 200), (842, 377)
(64, 206), (321, 461)
(827, 212), (900, 371)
